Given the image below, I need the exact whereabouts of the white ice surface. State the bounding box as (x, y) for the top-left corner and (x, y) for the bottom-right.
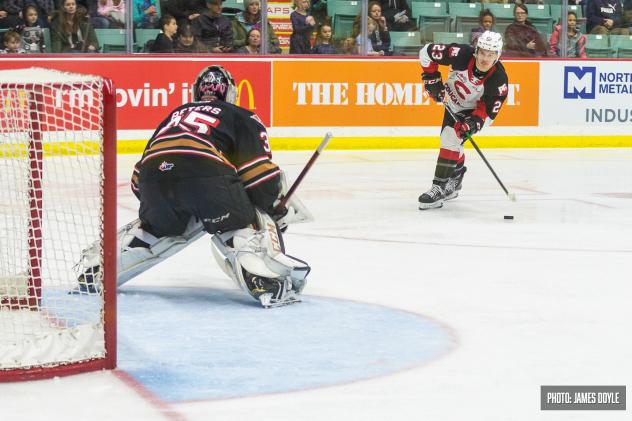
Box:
(1, 148), (631, 421)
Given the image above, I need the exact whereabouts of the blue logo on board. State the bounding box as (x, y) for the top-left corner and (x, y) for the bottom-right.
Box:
(564, 66), (596, 99)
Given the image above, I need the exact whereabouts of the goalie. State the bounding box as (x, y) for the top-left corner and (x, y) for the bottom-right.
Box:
(76, 65), (312, 308)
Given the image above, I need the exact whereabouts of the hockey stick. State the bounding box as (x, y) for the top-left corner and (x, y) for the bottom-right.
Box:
(274, 132), (333, 212)
(443, 103), (517, 202)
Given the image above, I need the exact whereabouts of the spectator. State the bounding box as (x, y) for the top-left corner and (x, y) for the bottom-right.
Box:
(503, 4), (547, 57)
(97, 0), (125, 28)
(150, 13), (177, 52)
(471, 9), (495, 47)
(50, 0), (99, 52)
(361, 1), (392, 55)
(289, 0), (315, 54)
(548, 11), (586, 58)
(586, 0), (630, 35)
(0, 0), (21, 29)
(626, 0), (632, 29)
(192, 0), (233, 53)
(26, 0), (56, 27)
(235, 27), (260, 53)
(311, 23), (335, 54)
(164, 0), (203, 28)
(133, 0), (160, 28)
(13, 4), (47, 52)
(231, 0), (281, 54)
(1, 30), (26, 52)
(174, 21), (208, 52)
(380, 0), (415, 32)
(355, 18), (382, 55)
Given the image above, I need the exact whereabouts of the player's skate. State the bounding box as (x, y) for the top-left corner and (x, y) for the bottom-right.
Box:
(211, 209), (311, 308)
(418, 183), (446, 210)
(444, 166), (467, 201)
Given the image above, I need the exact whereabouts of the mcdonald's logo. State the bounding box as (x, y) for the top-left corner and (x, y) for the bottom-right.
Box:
(236, 79), (255, 110)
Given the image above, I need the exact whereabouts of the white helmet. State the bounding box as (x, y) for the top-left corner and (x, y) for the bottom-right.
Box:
(476, 30), (503, 55)
(192, 65), (238, 104)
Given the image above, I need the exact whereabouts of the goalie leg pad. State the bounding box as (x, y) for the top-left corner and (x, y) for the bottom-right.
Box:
(75, 217), (205, 293)
(210, 209), (311, 307)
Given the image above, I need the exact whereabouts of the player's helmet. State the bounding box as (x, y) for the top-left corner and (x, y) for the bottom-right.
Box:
(476, 30), (503, 56)
(192, 65), (238, 103)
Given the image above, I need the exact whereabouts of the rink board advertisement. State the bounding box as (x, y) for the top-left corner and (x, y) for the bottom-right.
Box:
(271, 60), (539, 127)
(0, 57), (630, 148)
(540, 61), (632, 127)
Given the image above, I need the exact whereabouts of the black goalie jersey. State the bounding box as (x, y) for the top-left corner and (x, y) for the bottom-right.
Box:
(131, 100), (280, 212)
(420, 43), (509, 123)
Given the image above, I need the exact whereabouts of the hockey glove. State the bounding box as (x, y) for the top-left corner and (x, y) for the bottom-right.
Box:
(454, 115), (484, 140)
(422, 72), (445, 103)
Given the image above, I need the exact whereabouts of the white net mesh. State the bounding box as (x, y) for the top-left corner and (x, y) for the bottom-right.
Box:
(0, 68), (109, 371)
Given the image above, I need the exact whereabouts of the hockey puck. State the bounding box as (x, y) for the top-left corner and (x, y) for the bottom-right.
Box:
(504, 215), (514, 220)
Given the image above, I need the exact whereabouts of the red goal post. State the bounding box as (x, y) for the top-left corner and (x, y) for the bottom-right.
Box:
(0, 68), (117, 381)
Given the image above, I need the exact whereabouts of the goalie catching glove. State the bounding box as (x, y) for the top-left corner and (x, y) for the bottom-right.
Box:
(454, 115), (484, 140)
(422, 71), (445, 103)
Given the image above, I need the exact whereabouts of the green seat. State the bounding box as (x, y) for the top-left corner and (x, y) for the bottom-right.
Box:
(135, 28), (161, 52)
(486, 3), (516, 20)
(585, 34), (610, 57)
(412, 2), (450, 42)
(528, 4), (553, 34)
(390, 31), (422, 55)
(449, 2), (481, 32)
(550, 4), (583, 19)
(327, 0), (361, 39)
(433, 31), (467, 44)
(327, 0), (361, 19)
(95, 28), (127, 53)
(42, 28), (52, 52)
(609, 34), (632, 57)
(222, 0), (245, 15)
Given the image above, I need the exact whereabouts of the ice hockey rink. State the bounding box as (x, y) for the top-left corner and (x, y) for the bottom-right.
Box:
(2, 147), (631, 420)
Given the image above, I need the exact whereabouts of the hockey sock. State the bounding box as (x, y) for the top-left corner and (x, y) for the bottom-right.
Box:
(432, 148), (459, 185)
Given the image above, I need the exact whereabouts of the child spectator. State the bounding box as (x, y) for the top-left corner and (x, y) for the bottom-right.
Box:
(355, 18), (382, 55)
(26, 0), (56, 28)
(549, 11), (586, 57)
(174, 21), (208, 52)
(311, 23), (335, 54)
(50, 0), (99, 52)
(503, 4), (547, 57)
(289, 0), (315, 54)
(1, 30), (26, 53)
(133, 0), (160, 28)
(471, 9), (495, 47)
(191, 0), (233, 53)
(235, 27), (261, 53)
(231, 0), (281, 54)
(586, 0), (630, 35)
(96, 0), (125, 28)
(150, 13), (177, 52)
(13, 4), (47, 52)
(0, 0), (21, 29)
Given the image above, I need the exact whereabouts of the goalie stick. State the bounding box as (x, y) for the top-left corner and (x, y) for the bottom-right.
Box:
(274, 132), (333, 213)
(443, 102), (517, 202)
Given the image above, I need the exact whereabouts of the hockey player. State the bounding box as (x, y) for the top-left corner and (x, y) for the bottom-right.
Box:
(418, 30), (509, 209)
(76, 65), (311, 308)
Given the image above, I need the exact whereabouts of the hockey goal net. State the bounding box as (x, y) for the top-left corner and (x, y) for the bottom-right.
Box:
(0, 68), (116, 381)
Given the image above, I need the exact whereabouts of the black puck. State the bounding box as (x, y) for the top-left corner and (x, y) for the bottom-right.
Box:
(504, 215), (514, 220)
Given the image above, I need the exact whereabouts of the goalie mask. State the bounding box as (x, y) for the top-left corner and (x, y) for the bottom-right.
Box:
(192, 65), (238, 103)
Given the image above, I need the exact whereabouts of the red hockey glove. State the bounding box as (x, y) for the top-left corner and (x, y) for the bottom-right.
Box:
(422, 71), (445, 103)
(454, 115), (484, 139)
